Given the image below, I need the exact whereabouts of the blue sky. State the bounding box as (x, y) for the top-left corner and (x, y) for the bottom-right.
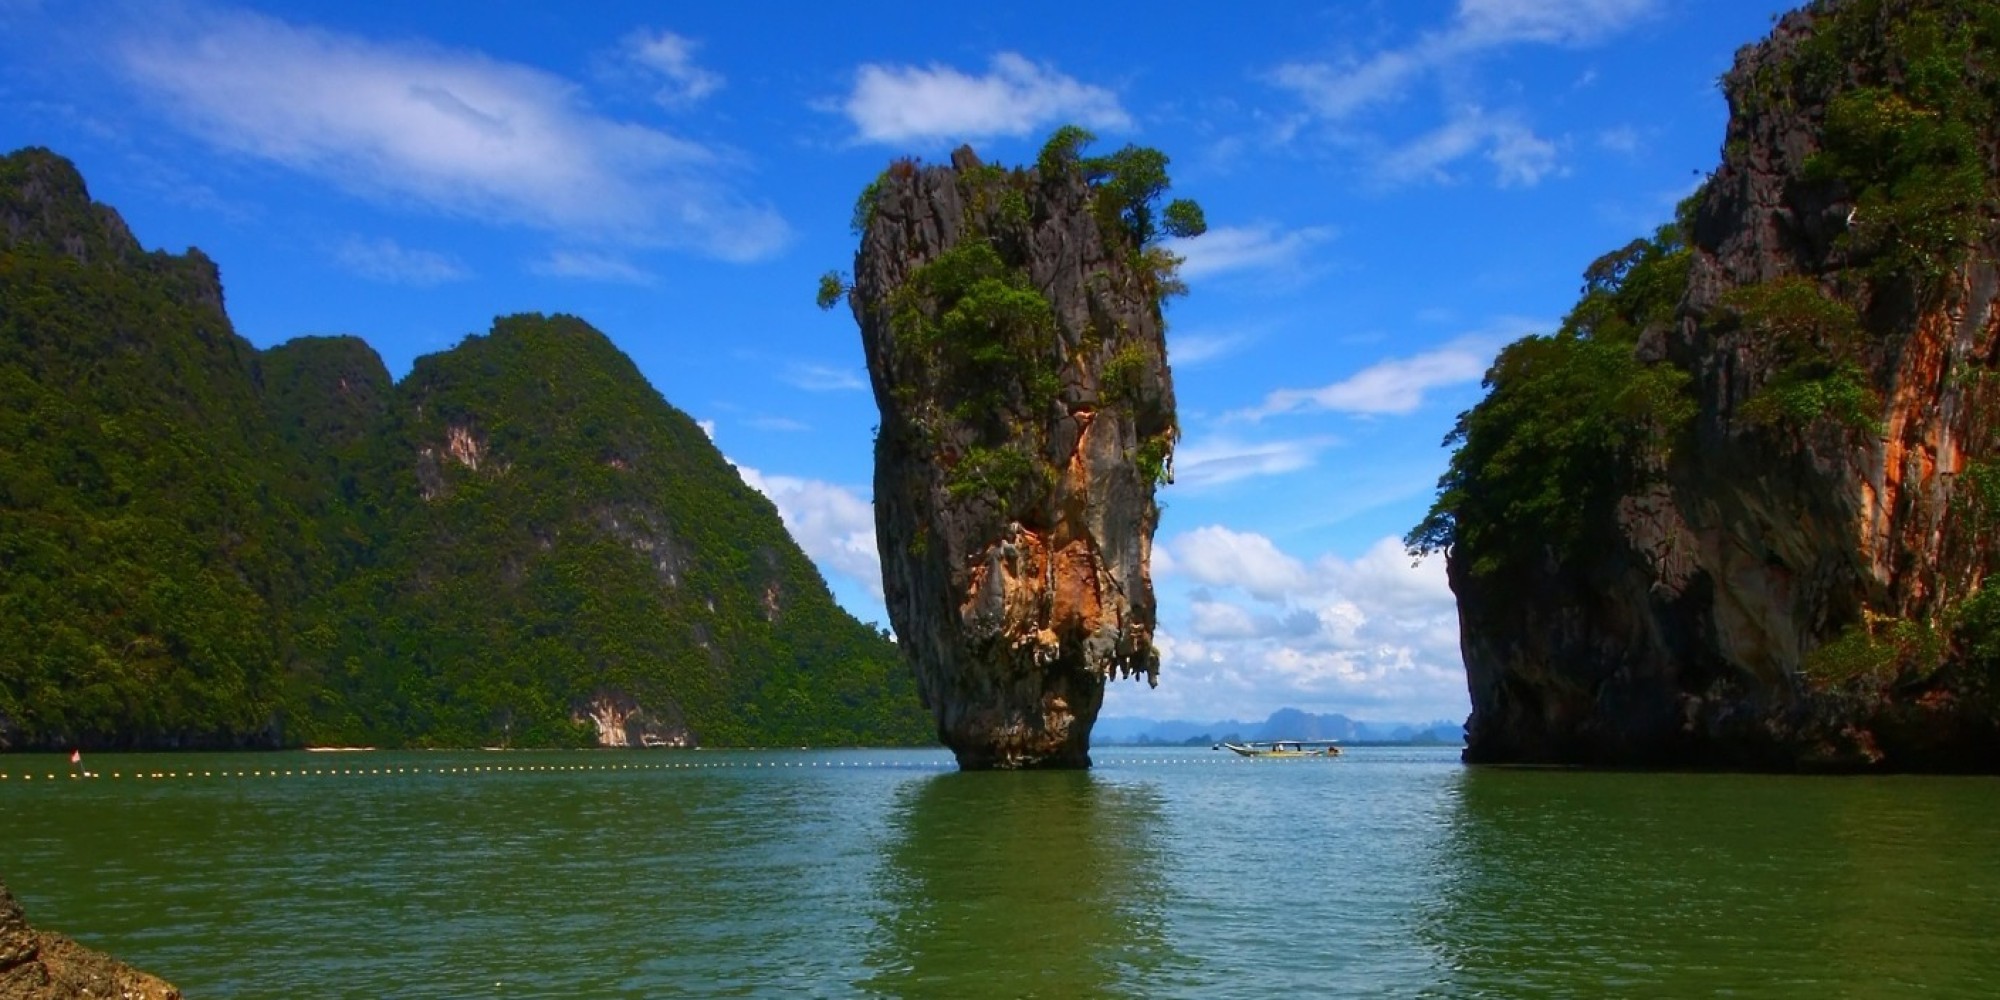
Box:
(0, 0), (1796, 724)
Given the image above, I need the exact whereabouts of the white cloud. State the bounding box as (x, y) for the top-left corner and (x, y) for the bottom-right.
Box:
(1377, 108), (1560, 188)
(1188, 598), (1263, 639)
(1171, 434), (1334, 488)
(115, 7), (788, 261)
(1596, 125), (1642, 155)
(1268, 0), (1653, 188)
(1486, 121), (1562, 187)
(748, 416), (811, 432)
(841, 52), (1130, 145)
(1165, 223), (1336, 281)
(531, 250), (656, 286)
(1172, 525), (1312, 602)
(1234, 325), (1538, 421)
(1237, 344), (1487, 419)
(624, 29), (721, 108)
(781, 363), (866, 392)
(1122, 532), (1466, 722)
(1167, 329), (1251, 368)
(333, 235), (469, 286)
(735, 466), (883, 600)
(1267, 48), (1427, 123)
(1455, 0), (1657, 46)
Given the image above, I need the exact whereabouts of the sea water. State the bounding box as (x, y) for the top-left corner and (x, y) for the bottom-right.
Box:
(3, 746), (1996, 997)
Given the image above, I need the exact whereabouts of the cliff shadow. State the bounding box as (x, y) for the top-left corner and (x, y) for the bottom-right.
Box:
(1419, 767), (2000, 995)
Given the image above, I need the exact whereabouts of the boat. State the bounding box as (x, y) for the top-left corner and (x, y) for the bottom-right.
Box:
(1216, 740), (1341, 758)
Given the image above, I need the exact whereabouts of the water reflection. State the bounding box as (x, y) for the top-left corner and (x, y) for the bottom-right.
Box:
(864, 771), (1180, 999)
(1421, 768), (2000, 997)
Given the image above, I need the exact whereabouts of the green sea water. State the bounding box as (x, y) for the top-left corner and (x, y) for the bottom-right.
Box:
(2, 746), (1996, 997)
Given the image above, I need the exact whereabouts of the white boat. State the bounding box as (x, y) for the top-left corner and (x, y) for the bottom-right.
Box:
(1216, 740), (1341, 758)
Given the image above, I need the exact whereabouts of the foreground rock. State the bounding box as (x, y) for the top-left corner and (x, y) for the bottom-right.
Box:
(844, 135), (1199, 768)
(0, 879), (178, 1000)
(1416, 0), (2000, 769)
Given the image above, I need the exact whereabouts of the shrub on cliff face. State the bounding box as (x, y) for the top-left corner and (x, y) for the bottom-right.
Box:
(1803, 615), (1945, 688)
(1721, 276), (1882, 432)
(823, 126), (1202, 515)
(1406, 219), (1694, 575)
(1753, 0), (2000, 298)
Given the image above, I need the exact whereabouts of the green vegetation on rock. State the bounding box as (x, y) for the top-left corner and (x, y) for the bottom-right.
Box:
(833, 126), (1200, 518)
(1405, 215), (1696, 576)
(1721, 276), (1881, 433)
(0, 147), (931, 751)
(1744, 0), (2000, 297)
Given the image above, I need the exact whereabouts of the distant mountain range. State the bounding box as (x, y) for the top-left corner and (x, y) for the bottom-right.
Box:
(1092, 708), (1465, 746)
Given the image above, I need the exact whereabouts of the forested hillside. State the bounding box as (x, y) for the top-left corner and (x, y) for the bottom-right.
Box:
(0, 147), (930, 750)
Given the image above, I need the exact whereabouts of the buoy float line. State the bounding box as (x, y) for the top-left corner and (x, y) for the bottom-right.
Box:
(0, 754), (1286, 784)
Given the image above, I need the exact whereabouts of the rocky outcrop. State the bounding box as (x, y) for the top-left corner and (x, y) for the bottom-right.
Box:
(1444, 0), (2000, 769)
(570, 689), (691, 748)
(0, 879), (178, 1000)
(848, 141), (1184, 768)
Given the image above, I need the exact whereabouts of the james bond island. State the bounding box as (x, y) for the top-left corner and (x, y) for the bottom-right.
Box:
(1410, 0), (2000, 770)
(826, 128), (1203, 769)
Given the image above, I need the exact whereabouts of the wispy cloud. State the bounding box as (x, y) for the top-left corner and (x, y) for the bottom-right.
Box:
(840, 52), (1130, 145)
(1455, 0), (1657, 47)
(1236, 341), (1489, 420)
(1267, 50), (1427, 123)
(1168, 328), (1252, 368)
(113, 5), (788, 261)
(1234, 321), (1544, 421)
(1166, 223), (1336, 281)
(530, 250), (656, 286)
(748, 416), (812, 432)
(332, 235), (469, 286)
(1268, 0), (1654, 187)
(781, 362), (865, 392)
(1172, 433), (1336, 489)
(1377, 108), (1561, 187)
(623, 29), (721, 108)
(1596, 125), (1643, 155)
(735, 465), (882, 600)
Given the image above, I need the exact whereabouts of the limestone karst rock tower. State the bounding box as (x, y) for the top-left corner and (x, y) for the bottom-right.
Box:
(838, 132), (1201, 769)
(1411, 0), (2000, 769)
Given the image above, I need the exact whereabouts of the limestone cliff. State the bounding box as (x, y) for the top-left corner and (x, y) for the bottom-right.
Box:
(845, 135), (1197, 768)
(0, 878), (178, 1000)
(1421, 0), (2000, 769)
